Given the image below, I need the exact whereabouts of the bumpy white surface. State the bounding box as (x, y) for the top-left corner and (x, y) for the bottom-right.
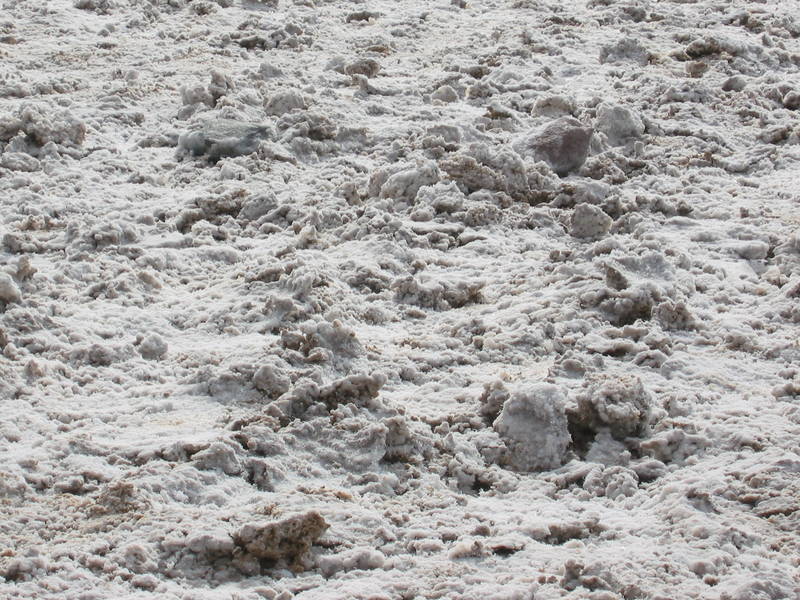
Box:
(2, 0), (800, 598)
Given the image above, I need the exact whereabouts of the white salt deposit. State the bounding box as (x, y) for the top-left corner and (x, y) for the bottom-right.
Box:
(1, 0), (800, 598)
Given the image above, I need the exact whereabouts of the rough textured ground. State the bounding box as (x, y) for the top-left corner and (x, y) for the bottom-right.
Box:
(1, 0), (800, 598)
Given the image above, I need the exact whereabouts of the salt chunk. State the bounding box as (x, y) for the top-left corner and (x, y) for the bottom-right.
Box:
(178, 119), (272, 162)
(596, 103), (644, 146)
(782, 91), (800, 110)
(344, 58), (380, 78)
(379, 161), (440, 201)
(0, 152), (40, 172)
(493, 383), (571, 472)
(139, 333), (167, 360)
(514, 117), (593, 176)
(0, 273), (21, 304)
(431, 85), (458, 103)
(570, 203), (612, 239)
(570, 374), (654, 440)
(264, 90), (308, 116)
(253, 363), (291, 398)
(722, 76), (748, 92)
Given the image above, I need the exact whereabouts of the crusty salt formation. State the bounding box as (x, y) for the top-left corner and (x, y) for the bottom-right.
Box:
(595, 103), (645, 146)
(177, 119), (272, 162)
(568, 374), (655, 442)
(232, 511), (329, 572)
(514, 116), (593, 176)
(493, 383), (571, 472)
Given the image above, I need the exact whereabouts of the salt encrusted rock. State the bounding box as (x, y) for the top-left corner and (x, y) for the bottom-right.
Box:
(531, 95), (575, 118)
(684, 36), (721, 59)
(252, 362), (291, 398)
(258, 62), (284, 79)
(191, 441), (242, 475)
(599, 37), (651, 66)
(379, 161), (440, 201)
(570, 203), (612, 239)
(478, 379), (511, 424)
(439, 143), (558, 203)
(0, 152), (40, 172)
(0, 274), (21, 305)
(264, 90), (308, 116)
(431, 85), (458, 103)
(569, 374), (654, 440)
(653, 300), (696, 331)
(232, 511), (329, 571)
(344, 58), (380, 78)
(74, 0), (116, 14)
(595, 103), (644, 146)
(493, 383), (571, 472)
(0, 104), (86, 151)
(138, 333), (167, 360)
(208, 70), (234, 105)
(513, 117), (592, 176)
(722, 76), (748, 92)
(177, 119), (272, 162)
(783, 91), (800, 110)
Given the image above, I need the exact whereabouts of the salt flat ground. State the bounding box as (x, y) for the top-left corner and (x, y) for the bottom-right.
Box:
(1, 0), (800, 598)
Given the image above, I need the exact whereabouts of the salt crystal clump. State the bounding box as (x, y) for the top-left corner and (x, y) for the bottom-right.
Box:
(264, 90), (308, 116)
(74, 0), (116, 14)
(513, 117), (592, 176)
(493, 383), (571, 472)
(0, 152), (39, 172)
(599, 37), (651, 66)
(439, 143), (558, 203)
(783, 91), (800, 110)
(232, 511), (329, 571)
(0, 274), (21, 305)
(722, 76), (747, 92)
(570, 203), (612, 238)
(531, 94), (575, 117)
(379, 161), (440, 201)
(177, 119), (272, 162)
(595, 103), (644, 146)
(139, 333), (167, 360)
(344, 58), (380, 78)
(252, 361), (291, 398)
(569, 374), (654, 440)
(431, 85), (458, 103)
(653, 300), (696, 330)
(0, 104), (86, 153)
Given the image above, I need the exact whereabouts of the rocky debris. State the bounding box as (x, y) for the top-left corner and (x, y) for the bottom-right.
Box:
(137, 333), (168, 360)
